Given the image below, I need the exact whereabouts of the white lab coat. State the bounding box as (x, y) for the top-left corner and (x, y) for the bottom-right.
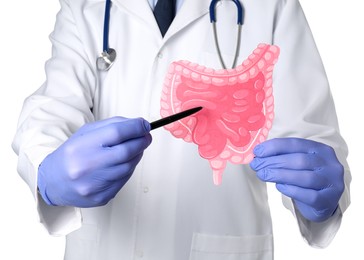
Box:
(12, 0), (351, 259)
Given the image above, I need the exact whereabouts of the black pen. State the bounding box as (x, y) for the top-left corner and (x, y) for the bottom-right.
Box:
(150, 106), (203, 130)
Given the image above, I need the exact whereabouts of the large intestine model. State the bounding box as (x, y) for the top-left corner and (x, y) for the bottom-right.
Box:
(160, 44), (280, 185)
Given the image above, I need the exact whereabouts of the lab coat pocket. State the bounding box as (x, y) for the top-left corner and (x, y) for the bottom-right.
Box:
(189, 233), (273, 260)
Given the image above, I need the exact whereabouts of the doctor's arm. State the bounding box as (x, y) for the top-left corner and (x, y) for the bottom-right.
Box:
(251, 0), (351, 248)
(11, 0), (149, 235)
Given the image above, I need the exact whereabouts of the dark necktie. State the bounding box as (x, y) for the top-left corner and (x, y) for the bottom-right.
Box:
(153, 0), (176, 37)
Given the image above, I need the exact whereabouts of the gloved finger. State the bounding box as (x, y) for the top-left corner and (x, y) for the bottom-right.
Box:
(103, 118), (151, 147)
(100, 133), (152, 167)
(253, 138), (322, 157)
(85, 175), (133, 207)
(293, 200), (334, 223)
(75, 116), (130, 136)
(68, 164), (136, 207)
(275, 183), (321, 206)
(77, 174), (131, 208)
(256, 168), (327, 190)
(93, 153), (144, 181)
(78, 118), (151, 148)
(65, 180), (125, 208)
(250, 153), (321, 171)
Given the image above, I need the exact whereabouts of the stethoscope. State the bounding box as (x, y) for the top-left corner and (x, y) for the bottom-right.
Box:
(96, 0), (244, 71)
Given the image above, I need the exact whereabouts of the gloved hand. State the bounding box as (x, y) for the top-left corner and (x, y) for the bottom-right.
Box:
(38, 117), (152, 208)
(250, 138), (344, 222)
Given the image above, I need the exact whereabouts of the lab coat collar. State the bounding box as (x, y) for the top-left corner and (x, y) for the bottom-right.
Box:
(164, 0), (212, 39)
(113, 0), (212, 40)
(113, 0), (159, 34)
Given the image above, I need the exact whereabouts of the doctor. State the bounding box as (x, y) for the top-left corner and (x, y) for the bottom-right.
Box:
(12, 0), (351, 259)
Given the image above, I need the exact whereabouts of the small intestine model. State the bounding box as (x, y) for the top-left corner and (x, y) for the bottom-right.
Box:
(160, 44), (280, 185)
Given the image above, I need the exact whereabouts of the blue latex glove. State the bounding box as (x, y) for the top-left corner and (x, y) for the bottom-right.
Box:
(38, 117), (152, 208)
(250, 138), (344, 222)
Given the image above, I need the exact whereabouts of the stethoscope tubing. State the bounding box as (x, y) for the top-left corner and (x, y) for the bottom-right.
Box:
(97, 0), (245, 71)
(103, 0), (112, 52)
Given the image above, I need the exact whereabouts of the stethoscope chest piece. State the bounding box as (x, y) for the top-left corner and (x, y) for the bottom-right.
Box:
(97, 48), (117, 71)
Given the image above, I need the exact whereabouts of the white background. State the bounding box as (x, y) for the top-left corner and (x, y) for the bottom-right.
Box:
(0, 0), (363, 259)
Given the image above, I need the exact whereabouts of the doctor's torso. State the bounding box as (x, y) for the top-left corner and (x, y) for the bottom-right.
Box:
(29, 0), (323, 259)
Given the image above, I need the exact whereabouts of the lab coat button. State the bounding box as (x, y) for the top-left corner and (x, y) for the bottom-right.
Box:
(143, 187), (149, 193)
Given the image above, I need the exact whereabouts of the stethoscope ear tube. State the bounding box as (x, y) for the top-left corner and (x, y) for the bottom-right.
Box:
(209, 0), (244, 25)
(209, 0), (244, 69)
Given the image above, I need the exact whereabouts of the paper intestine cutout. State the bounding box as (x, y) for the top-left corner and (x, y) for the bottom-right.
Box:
(160, 44), (280, 185)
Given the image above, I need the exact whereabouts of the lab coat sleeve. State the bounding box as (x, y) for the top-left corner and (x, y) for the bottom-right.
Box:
(12, 0), (96, 236)
(270, 0), (351, 248)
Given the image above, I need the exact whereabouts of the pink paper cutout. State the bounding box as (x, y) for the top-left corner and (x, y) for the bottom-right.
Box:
(160, 44), (280, 185)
